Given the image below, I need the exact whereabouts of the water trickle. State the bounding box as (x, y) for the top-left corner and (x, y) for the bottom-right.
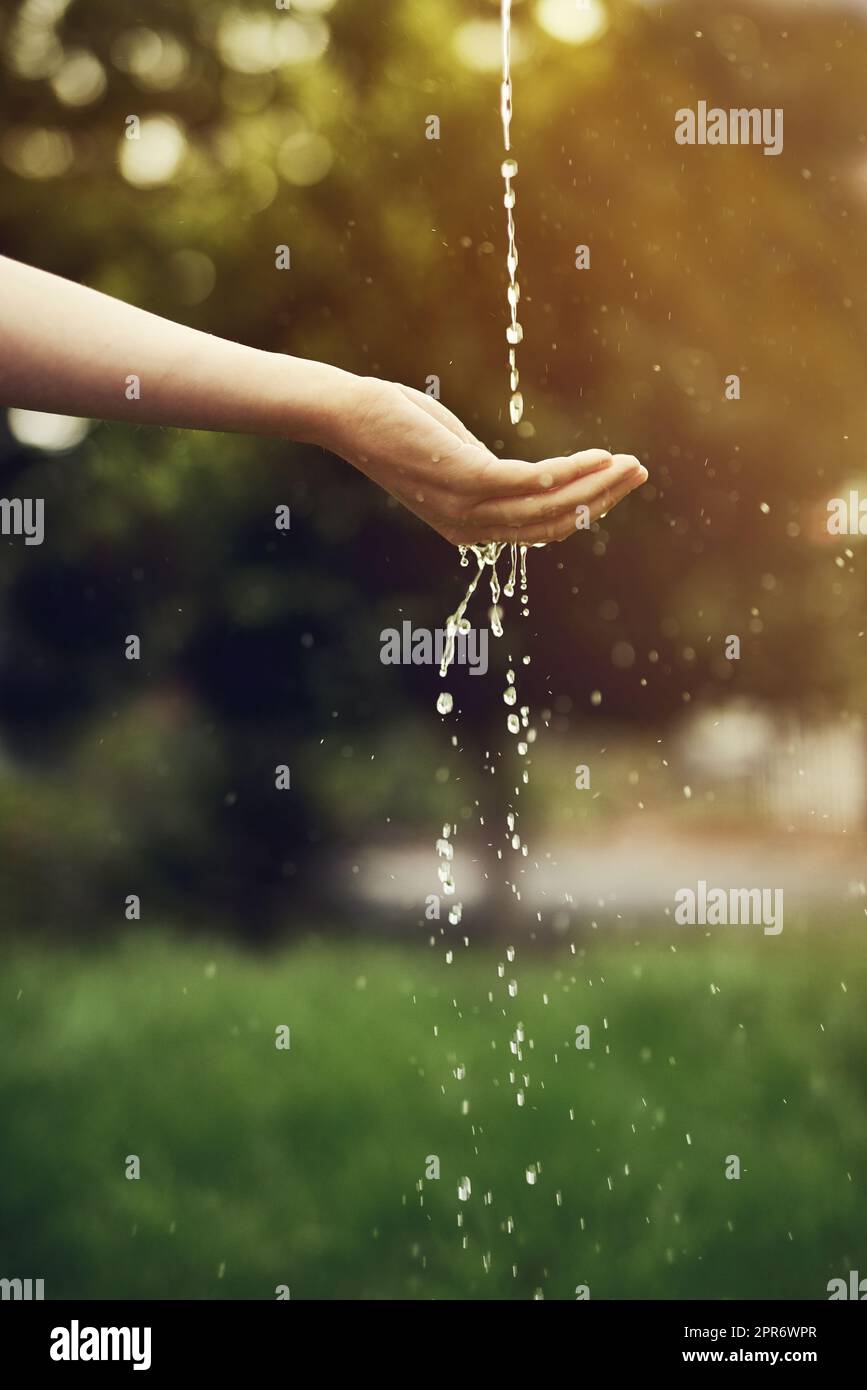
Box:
(423, 7), (553, 1198)
(500, 1), (523, 425)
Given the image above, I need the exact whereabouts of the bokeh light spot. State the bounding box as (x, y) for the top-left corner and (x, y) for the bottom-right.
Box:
(7, 409), (90, 452)
(118, 115), (186, 187)
(51, 49), (107, 106)
(535, 0), (609, 46)
(1, 125), (73, 178)
(277, 131), (333, 186)
(454, 20), (530, 72)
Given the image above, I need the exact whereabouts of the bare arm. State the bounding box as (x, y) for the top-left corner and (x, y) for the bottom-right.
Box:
(0, 256), (647, 544)
(0, 254), (355, 445)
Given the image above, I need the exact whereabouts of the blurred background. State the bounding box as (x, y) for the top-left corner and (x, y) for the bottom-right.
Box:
(1, 0), (867, 1300)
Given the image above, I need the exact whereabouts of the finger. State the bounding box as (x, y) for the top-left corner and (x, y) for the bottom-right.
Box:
(579, 454), (648, 523)
(570, 463), (649, 529)
(444, 458), (646, 544)
(467, 454), (644, 528)
(516, 464), (647, 542)
(464, 449), (617, 500)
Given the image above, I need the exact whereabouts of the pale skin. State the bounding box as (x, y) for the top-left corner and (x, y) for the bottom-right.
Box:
(0, 256), (647, 544)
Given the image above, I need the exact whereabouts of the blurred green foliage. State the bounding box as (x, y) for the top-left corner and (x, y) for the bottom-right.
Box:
(1, 918), (865, 1299)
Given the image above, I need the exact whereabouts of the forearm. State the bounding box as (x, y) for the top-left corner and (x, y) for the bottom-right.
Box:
(0, 255), (357, 447)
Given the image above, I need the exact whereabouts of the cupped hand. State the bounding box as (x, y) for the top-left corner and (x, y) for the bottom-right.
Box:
(330, 376), (647, 545)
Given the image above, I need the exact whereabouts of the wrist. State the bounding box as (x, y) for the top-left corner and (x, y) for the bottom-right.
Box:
(262, 351), (362, 453)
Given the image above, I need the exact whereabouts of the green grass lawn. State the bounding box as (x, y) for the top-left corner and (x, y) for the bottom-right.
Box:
(1, 919), (866, 1300)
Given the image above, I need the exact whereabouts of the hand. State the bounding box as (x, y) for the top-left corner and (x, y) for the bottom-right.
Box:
(0, 259), (647, 543)
(328, 376), (648, 545)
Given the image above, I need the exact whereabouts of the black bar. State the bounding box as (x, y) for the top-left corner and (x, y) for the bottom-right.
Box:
(3, 1298), (863, 1374)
